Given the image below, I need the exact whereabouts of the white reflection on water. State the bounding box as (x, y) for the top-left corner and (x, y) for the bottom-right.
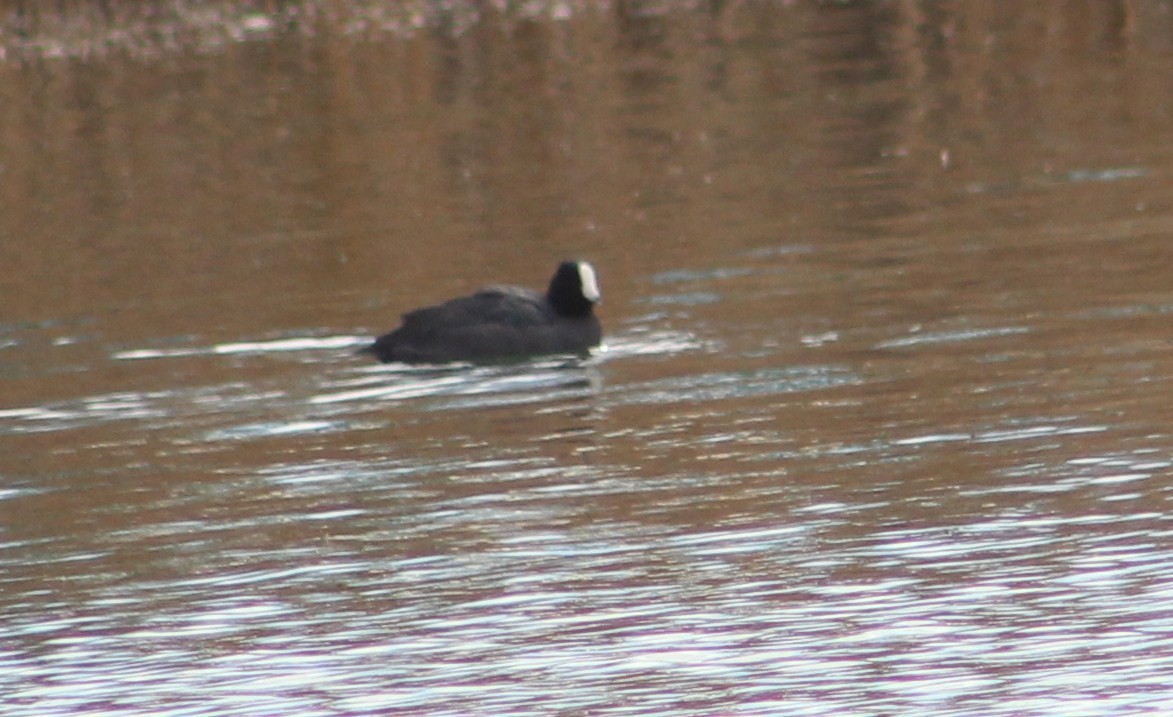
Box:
(0, 391), (170, 434)
(7, 328), (708, 439)
(6, 412), (1173, 717)
(312, 359), (602, 407)
(6, 309), (1173, 714)
(112, 335), (370, 360)
(617, 365), (862, 405)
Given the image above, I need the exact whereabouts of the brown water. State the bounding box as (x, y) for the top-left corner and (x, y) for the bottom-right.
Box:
(3, 1), (1173, 715)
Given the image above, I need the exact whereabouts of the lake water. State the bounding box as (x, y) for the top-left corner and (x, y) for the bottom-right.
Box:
(3, 1), (1173, 715)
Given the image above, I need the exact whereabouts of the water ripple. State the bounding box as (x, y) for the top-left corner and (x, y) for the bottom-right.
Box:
(617, 364), (861, 405)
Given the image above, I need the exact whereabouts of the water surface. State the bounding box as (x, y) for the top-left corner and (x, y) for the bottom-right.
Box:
(3, 2), (1173, 715)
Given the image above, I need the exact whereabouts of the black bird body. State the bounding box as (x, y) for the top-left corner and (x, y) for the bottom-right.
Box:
(363, 261), (602, 364)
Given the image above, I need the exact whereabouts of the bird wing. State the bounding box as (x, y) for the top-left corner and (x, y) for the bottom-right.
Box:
(399, 286), (549, 333)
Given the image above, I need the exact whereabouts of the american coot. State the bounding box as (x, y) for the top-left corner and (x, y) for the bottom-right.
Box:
(362, 260), (602, 364)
